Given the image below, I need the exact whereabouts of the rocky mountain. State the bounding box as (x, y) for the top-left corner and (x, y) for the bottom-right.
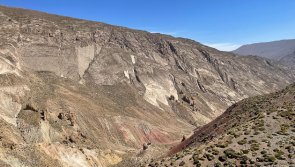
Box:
(0, 5), (294, 167)
(233, 39), (295, 66)
(143, 84), (295, 167)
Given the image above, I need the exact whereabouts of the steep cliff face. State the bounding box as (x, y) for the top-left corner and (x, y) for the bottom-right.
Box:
(0, 5), (294, 167)
(1, 6), (293, 126)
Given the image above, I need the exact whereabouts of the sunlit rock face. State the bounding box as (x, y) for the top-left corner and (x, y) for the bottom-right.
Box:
(0, 5), (294, 167)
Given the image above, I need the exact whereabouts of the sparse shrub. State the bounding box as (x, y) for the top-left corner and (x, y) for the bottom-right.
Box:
(261, 139), (268, 143)
(224, 161), (234, 167)
(216, 142), (228, 148)
(267, 107), (276, 114)
(224, 148), (240, 159)
(274, 149), (285, 160)
(241, 149), (249, 154)
(253, 131), (260, 135)
(263, 155), (276, 162)
(244, 130), (251, 135)
(278, 107), (293, 119)
(249, 159), (255, 164)
(204, 153), (214, 161)
(214, 162), (222, 167)
(276, 124), (290, 135)
(193, 156), (201, 167)
(285, 145), (294, 153)
(179, 161), (185, 166)
(273, 116), (279, 119)
(240, 155), (249, 164)
(218, 155), (227, 162)
(250, 143), (260, 152)
(212, 148), (220, 155)
(238, 139), (247, 145)
(248, 139), (257, 144)
(255, 119), (265, 127)
(228, 131), (241, 138)
(256, 157), (264, 162)
(260, 150), (267, 155)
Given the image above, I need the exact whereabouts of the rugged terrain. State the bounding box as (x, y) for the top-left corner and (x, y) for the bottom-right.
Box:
(0, 5), (294, 167)
(234, 39), (295, 67)
(0, 50), (193, 167)
(143, 84), (295, 167)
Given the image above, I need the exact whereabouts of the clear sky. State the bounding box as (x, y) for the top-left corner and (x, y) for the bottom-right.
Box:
(1, 0), (295, 51)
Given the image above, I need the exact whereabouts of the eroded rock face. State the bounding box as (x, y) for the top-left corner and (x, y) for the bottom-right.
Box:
(0, 5), (294, 167)
(0, 52), (193, 166)
(1, 6), (293, 125)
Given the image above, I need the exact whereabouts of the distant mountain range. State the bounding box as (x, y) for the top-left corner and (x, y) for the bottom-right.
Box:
(233, 39), (295, 66)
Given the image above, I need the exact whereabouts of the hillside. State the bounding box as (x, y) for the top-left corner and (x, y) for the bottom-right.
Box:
(143, 84), (295, 167)
(233, 39), (295, 67)
(1, 5), (294, 125)
(0, 50), (195, 167)
(0, 5), (294, 167)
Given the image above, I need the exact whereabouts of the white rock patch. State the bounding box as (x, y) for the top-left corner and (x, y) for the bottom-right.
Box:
(130, 55), (136, 64)
(76, 45), (95, 78)
(0, 86), (28, 126)
(0, 55), (21, 76)
(123, 70), (130, 79)
(143, 79), (178, 108)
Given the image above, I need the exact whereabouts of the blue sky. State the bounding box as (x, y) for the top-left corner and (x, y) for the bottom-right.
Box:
(1, 0), (295, 51)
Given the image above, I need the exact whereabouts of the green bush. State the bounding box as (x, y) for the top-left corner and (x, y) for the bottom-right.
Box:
(250, 143), (260, 151)
(218, 155), (227, 162)
(212, 148), (220, 155)
(224, 148), (240, 159)
(237, 139), (247, 145)
(224, 161), (234, 167)
(214, 162), (222, 167)
(263, 155), (276, 162)
(276, 124), (290, 135)
(260, 150), (267, 155)
(240, 155), (249, 164)
(216, 142), (228, 148)
(254, 131), (260, 135)
(248, 139), (257, 144)
(193, 156), (201, 167)
(241, 149), (249, 154)
(204, 153), (214, 161)
(274, 150), (285, 160)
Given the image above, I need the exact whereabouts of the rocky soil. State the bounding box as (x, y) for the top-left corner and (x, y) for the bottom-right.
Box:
(143, 84), (295, 167)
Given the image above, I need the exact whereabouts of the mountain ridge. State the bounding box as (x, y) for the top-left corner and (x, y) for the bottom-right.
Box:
(233, 39), (295, 67)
